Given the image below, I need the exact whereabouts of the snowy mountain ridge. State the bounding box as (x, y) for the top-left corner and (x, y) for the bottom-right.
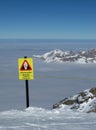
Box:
(33, 49), (96, 63)
(53, 88), (96, 113)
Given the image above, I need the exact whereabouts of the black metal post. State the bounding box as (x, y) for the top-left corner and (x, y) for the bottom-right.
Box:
(24, 56), (29, 108)
(25, 80), (29, 108)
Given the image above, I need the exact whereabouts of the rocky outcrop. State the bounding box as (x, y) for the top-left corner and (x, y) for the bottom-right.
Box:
(33, 49), (96, 63)
(53, 88), (96, 113)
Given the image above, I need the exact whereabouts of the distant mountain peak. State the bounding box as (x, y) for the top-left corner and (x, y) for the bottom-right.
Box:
(33, 49), (96, 63)
(53, 88), (96, 113)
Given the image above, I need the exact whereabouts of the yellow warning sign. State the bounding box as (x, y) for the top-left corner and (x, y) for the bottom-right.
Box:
(18, 58), (34, 80)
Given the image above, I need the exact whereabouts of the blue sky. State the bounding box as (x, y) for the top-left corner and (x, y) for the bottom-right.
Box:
(0, 0), (96, 39)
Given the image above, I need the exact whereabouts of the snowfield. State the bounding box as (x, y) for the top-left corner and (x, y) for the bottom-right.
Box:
(0, 107), (96, 130)
(1, 88), (96, 130)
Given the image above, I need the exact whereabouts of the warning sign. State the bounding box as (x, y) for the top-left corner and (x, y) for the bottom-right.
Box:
(20, 60), (32, 71)
(18, 58), (34, 80)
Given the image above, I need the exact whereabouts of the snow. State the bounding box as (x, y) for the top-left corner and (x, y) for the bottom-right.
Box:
(77, 98), (96, 112)
(1, 87), (96, 130)
(53, 88), (96, 113)
(1, 41), (96, 130)
(0, 107), (96, 130)
(76, 57), (86, 64)
(81, 51), (86, 54)
(33, 49), (96, 64)
(0, 86), (96, 129)
(84, 89), (93, 97)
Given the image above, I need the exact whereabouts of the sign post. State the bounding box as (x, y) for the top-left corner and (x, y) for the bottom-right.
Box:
(25, 77), (29, 108)
(18, 56), (34, 108)
(24, 56), (29, 108)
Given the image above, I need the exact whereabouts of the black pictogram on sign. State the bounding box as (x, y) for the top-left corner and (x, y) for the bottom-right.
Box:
(20, 60), (32, 71)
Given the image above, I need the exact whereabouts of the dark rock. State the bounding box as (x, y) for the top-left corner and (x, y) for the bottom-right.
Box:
(53, 88), (96, 113)
(89, 88), (96, 95)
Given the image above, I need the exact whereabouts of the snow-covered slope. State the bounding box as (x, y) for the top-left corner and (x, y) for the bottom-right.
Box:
(53, 88), (96, 113)
(33, 49), (96, 63)
(1, 106), (96, 130)
(1, 89), (96, 130)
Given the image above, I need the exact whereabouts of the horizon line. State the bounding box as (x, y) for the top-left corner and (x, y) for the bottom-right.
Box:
(0, 38), (96, 41)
